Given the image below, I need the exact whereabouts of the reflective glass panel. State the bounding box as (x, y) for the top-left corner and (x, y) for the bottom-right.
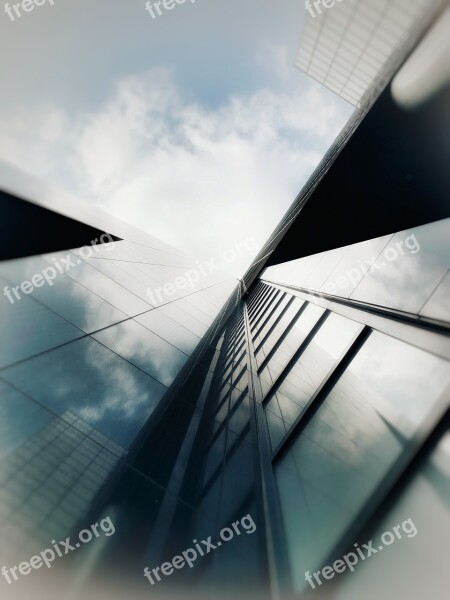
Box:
(276, 331), (450, 592)
(351, 220), (450, 314)
(0, 276), (84, 368)
(135, 309), (201, 355)
(92, 320), (189, 387)
(255, 297), (306, 363)
(0, 256), (128, 333)
(266, 313), (362, 447)
(2, 337), (168, 448)
(336, 431), (450, 600)
(258, 304), (325, 387)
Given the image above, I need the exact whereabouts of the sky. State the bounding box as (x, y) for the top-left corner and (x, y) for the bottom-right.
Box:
(0, 0), (353, 276)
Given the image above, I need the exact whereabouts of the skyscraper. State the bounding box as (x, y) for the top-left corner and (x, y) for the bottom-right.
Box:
(0, 2), (449, 599)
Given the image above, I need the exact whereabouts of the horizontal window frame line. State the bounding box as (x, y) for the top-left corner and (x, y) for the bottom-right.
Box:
(213, 385), (248, 422)
(193, 421), (251, 506)
(215, 363), (247, 397)
(257, 302), (311, 375)
(203, 389), (249, 454)
(261, 280), (450, 361)
(261, 279), (450, 336)
(318, 387), (450, 584)
(271, 325), (371, 464)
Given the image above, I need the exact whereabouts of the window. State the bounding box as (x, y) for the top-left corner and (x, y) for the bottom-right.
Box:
(265, 313), (362, 451)
(275, 331), (450, 593)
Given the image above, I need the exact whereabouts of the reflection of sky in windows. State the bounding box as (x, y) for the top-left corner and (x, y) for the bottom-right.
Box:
(259, 303), (324, 376)
(421, 270), (450, 322)
(276, 331), (450, 592)
(265, 313), (363, 443)
(135, 310), (201, 355)
(0, 257), (128, 334)
(0, 405), (124, 563)
(351, 331), (450, 430)
(304, 313), (361, 359)
(92, 319), (189, 386)
(263, 219), (450, 321)
(256, 297), (304, 359)
(0, 230), (242, 586)
(0, 235), (237, 456)
(335, 430), (450, 600)
(60, 252), (152, 316)
(351, 220), (450, 314)
(76, 255), (162, 306)
(0, 275), (84, 368)
(0, 380), (53, 459)
(279, 303), (324, 354)
(159, 302), (214, 338)
(2, 337), (168, 448)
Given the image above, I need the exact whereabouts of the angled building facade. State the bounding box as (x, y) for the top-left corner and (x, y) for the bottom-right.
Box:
(297, 0), (445, 107)
(0, 2), (450, 600)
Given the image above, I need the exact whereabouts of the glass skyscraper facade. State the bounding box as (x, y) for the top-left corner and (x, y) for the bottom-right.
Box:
(0, 208), (244, 599)
(0, 205), (448, 599)
(1, 2), (449, 598)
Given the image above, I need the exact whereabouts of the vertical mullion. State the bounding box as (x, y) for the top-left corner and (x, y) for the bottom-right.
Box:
(243, 299), (293, 600)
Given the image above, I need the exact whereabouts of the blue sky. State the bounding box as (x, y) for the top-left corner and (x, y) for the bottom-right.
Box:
(0, 0), (353, 275)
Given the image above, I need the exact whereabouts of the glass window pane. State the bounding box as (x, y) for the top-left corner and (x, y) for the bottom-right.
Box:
(228, 394), (251, 437)
(0, 255), (128, 333)
(0, 381), (53, 460)
(275, 331), (450, 593)
(92, 320), (189, 387)
(0, 276), (84, 368)
(263, 254), (324, 289)
(420, 270), (450, 323)
(2, 338), (168, 448)
(253, 293), (292, 346)
(266, 313), (362, 427)
(255, 297), (307, 364)
(266, 409), (288, 451)
(336, 431), (450, 600)
(80, 255), (162, 304)
(350, 220), (450, 314)
(258, 303), (325, 382)
(159, 302), (211, 337)
(60, 253), (152, 316)
(320, 235), (393, 297)
(135, 309), (201, 355)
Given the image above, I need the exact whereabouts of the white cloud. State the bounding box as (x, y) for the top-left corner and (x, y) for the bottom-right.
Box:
(0, 63), (352, 276)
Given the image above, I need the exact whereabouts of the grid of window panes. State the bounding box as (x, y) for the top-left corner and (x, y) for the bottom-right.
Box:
(244, 278), (450, 595)
(0, 410), (124, 564)
(0, 237), (238, 443)
(297, 0), (436, 106)
(0, 234), (239, 593)
(173, 303), (264, 597)
(335, 426), (450, 599)
(263, 219), (450, 323)
(1, 221), (449, 599)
